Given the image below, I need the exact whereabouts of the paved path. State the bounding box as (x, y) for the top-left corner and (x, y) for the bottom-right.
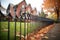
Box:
(25, 24), (54, 40)
(42, 23), (60, 40)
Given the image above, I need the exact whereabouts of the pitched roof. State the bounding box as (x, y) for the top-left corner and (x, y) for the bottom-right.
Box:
(26, 4), (32, 13)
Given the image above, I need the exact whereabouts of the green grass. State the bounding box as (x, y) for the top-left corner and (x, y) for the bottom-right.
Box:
(0, 22), (40, 40)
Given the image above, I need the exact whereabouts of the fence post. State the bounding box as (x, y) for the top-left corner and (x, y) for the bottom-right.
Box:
(15, 18), (16, 40)
(8, 17), (10, 40)
(23, 8), (26, 40)
(20, 12), (21, 40)
(20, 18), (21, 40)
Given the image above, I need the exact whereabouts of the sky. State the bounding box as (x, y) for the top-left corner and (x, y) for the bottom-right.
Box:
(1, 0), (43, 12)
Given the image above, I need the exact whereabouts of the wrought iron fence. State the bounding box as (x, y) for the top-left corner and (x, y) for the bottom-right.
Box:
(0, 13), (40, 40)
(0, 11), (54, 40)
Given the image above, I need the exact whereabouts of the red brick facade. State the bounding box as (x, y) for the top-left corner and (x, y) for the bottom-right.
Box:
(10, 4), (14, 17)
(16, 0), (26, 17)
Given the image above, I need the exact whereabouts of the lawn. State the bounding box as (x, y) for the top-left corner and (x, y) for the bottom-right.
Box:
(0, 21), (40, 40)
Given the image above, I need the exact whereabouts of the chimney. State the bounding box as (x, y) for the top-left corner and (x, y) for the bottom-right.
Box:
(23, 0), (25, 1)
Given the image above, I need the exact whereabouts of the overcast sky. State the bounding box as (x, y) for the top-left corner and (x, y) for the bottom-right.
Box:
(1, 0), (43, 12)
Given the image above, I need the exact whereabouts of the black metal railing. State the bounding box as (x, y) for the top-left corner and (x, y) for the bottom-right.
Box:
(0, 12), (54, 40)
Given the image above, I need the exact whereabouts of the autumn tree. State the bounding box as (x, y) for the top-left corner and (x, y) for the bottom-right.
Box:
(42, 0), (60, 20)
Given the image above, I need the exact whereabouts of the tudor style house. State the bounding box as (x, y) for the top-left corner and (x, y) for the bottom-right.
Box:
(16, 0), (27, 18)
(6, 0), (38, 21)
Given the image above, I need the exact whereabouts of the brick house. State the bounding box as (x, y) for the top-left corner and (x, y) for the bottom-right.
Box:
(16, 0), (27, 18)
(31, 8), (37, 15)
(6, 0), (38, 21)
(6, 4), (15, 21)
